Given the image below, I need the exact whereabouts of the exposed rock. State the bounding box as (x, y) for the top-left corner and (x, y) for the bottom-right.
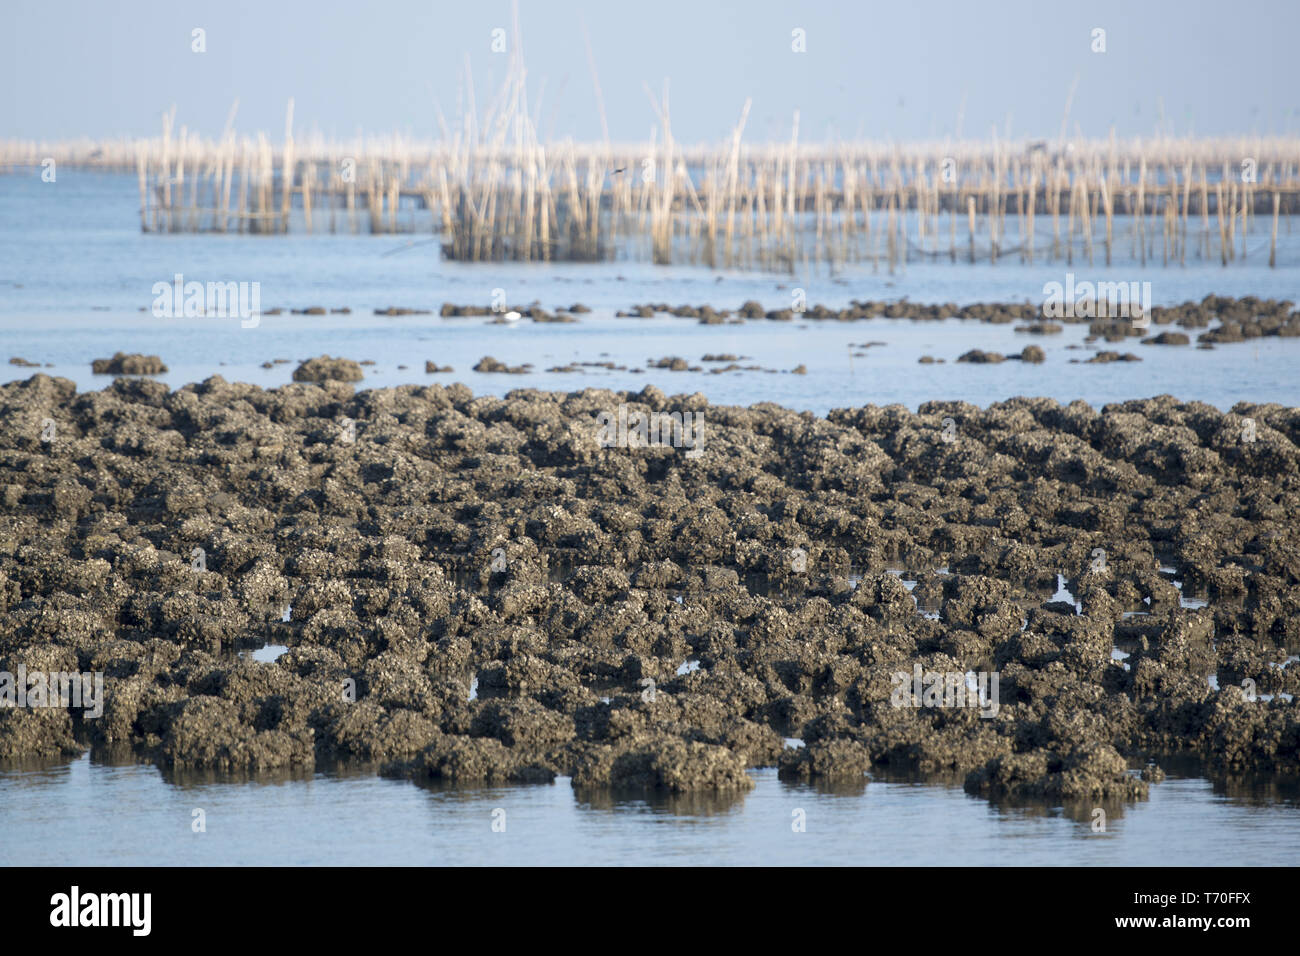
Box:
(292, 355), (363, 383)
(91, 352), (168, 375)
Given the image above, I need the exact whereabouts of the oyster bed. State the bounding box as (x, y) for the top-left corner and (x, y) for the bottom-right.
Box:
(1, 372), (1297, 805)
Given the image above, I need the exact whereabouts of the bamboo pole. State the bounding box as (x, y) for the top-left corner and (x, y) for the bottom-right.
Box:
(1270, 190), (1280, 267)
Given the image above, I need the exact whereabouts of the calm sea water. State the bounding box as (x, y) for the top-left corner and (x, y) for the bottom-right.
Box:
(1, 170), (1298, 865)
(1, 754), (1296, 866)
(2, 171), (1299, 413)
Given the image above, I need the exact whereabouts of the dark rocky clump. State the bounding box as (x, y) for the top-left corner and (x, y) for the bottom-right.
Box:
(1, 373), (1297, 801)
(957, 350), (1005, 364)
(1195, 295), (1300, 343)
(1081, 351), (1142, 364)
(293, 356), (363, 383)
(600, 296), (1296, 349)
(529, 310), (576, 324)
(1143, 332), (1191, 346)
(778, 739), (871, 782)
(440, 304), (491, 317)
(91, 353), (168, 376)
(442, 304), (576, 324)
(473, 357), (531, 374)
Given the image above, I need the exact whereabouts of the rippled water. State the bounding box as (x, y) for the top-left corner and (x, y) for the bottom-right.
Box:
(2, 170), (1298, 865)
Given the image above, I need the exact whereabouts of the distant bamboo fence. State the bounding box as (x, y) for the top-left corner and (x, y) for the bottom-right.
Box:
(4, 81), (1297, 273)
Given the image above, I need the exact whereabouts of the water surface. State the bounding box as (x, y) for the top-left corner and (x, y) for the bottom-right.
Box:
(2, 754), (1296, 866)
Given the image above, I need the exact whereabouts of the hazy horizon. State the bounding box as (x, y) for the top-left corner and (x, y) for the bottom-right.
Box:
(3, 0), (1298, 146)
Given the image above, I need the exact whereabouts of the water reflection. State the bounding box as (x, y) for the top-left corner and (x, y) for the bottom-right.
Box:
(2, 747), (1297, 865)
(572, 782), (749, 818)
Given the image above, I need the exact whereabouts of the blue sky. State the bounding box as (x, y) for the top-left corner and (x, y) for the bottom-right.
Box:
(4, 0), (1297, 144)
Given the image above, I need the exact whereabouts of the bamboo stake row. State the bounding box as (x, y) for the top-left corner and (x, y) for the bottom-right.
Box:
(5, 113), (1297, 271)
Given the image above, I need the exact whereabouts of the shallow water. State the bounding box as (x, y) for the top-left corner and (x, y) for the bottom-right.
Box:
(3, 170), (1299, 865)
(3, 172), (1299, 413)
(0, 753), (1296, 866)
